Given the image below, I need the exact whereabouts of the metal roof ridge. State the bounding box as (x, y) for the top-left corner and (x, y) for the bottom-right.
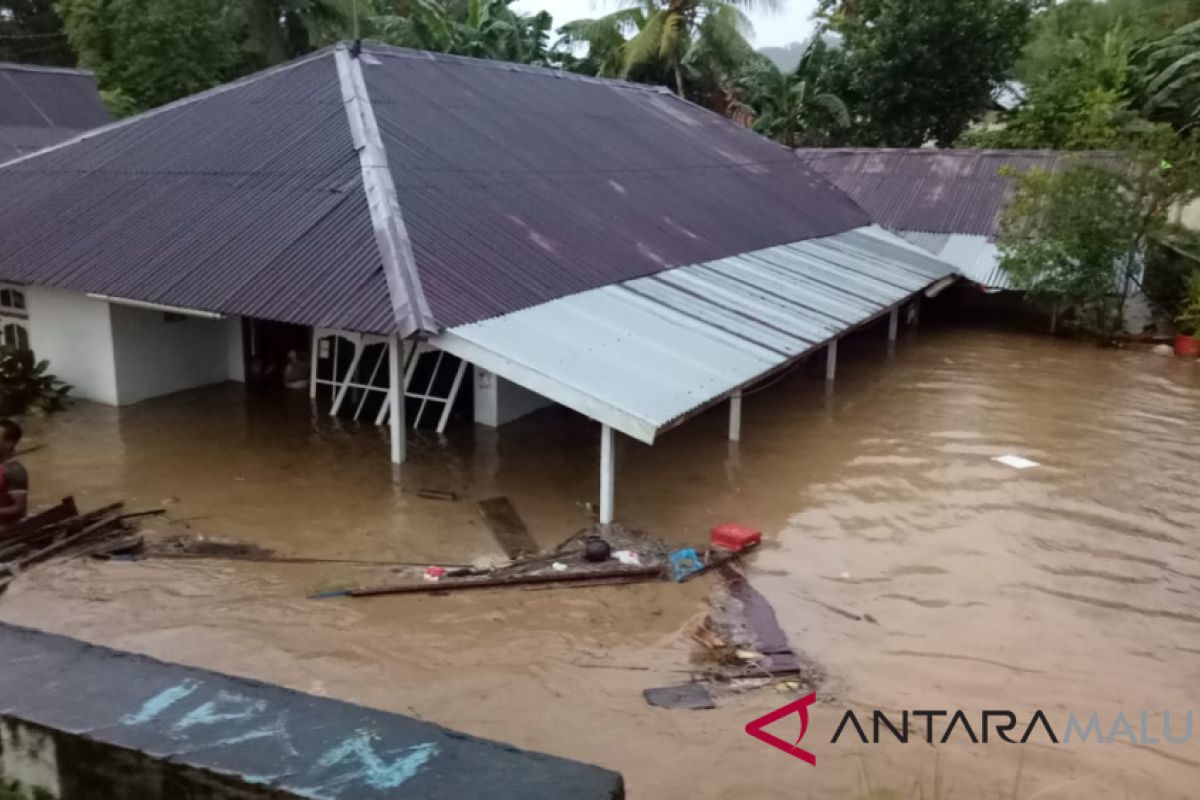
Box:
(0, 47), (337, 171)
(335, 43), (437, 338)
(0, 62), (96, 77)
(356, 40), (675, 95)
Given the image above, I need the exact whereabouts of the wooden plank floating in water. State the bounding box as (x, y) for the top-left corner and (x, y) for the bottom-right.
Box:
(477, 496), (539, 559)
(347, 566), (665, 598)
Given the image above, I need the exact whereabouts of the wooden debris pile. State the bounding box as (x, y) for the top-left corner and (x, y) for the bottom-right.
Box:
(643, 564), (824, 710)
(0, 497), (148, 594)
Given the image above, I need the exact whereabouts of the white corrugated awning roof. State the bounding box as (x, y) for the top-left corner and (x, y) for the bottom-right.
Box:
(432, 225), (958, 443)
(898, 230), (1009, 289)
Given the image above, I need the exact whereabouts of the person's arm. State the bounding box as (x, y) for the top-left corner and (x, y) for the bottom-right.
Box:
(0, 462), (29, 523)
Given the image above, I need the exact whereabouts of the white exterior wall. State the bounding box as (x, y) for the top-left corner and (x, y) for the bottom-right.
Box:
(109, 303), (235, 405)
(25, 286), (119, 404)
(474, 366), (553, 427)
(26, 288), (246, 406)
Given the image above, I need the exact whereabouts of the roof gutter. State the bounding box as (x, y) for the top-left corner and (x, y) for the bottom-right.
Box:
(335, 43), (438, 339)
(87, 294), (225, 320)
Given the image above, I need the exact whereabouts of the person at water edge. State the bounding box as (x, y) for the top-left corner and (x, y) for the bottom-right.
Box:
(0, 419), (28, 525)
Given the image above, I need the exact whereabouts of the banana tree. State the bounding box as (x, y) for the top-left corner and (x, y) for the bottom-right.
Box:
(1142, 19), (1200, 132)
(737, 40), (849, 146)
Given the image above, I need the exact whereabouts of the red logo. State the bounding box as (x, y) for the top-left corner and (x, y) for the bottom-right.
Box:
(745, 693), (817, 765)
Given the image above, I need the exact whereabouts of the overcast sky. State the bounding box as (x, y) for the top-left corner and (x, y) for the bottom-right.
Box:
(515, 0), (821, 49)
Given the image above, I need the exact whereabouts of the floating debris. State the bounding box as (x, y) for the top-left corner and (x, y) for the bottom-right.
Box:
(0, 497), (145, 593)
(993, 454), (1040, 470)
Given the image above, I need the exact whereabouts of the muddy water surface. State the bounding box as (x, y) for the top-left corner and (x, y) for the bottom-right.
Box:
(3, 328), (1200, 798)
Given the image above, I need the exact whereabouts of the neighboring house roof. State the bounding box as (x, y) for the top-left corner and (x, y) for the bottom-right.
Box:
(435, 225), (955, 443)
(793, 147), (1128, 288)
(793, 147), (1096, 239)
(0, 42), (871, 336)
(0, 63), (110, 163)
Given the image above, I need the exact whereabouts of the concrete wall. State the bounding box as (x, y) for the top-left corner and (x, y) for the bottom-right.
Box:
(109, 303), (235, 405)
(0, 622), (625, 800)
(25, 288), (246, 406)
(25, 286), (119, 405)
(474, 366), (553, 427)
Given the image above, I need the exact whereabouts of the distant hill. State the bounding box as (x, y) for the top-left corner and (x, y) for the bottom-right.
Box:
(757, 33), (842, 73)
(757, 41), (808, 72)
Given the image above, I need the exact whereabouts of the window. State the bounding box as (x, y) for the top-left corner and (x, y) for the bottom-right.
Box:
(0, 285), (29, 350)
(2, 323), (28, 351)
(0, 288), (26, 316)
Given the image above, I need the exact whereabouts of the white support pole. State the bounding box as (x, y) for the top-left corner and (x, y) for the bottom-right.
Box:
(888, 307), (899, 342)
(728, 391), (742, 442)
(308, 328), (319, 400)
(389, 335), (405, 465)
(825, 339), (838, 381)
(599, 424), (615, 525)
(911, 298), (921, 327)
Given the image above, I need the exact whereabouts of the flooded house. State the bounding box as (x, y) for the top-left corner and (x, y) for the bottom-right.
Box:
(0, 42), (955, 523)
(794, 147), (1122, 291)
(0, 61), (109, 351)
(794, 147), (1164, 330)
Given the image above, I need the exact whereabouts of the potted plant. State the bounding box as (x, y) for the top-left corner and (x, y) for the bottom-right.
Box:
(1176, 270), (1200, 358)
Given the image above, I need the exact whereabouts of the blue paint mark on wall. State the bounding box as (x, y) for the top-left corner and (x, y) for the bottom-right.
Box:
(172, 691), (267, 734)
(119, 679), (201, 726)
(294, 731), (439, 796)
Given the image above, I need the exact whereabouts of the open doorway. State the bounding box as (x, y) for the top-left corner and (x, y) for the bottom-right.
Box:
(244, 319), (310, 391)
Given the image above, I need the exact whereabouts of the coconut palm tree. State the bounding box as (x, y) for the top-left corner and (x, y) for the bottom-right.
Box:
(560, 0), (777, 96)
(372, 0), (552, 64)
(737, 39), (849, 146)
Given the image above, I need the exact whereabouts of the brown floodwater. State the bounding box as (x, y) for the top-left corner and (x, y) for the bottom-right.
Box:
(3, 326), (1200, 798)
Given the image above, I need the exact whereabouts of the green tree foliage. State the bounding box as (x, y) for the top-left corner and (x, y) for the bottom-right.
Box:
(553, 11), (636, 78)
(998, 133), (1200, 337)
(999, 165), (1139, 336)
(737, 40), (849, 147)
(0, 0), (75, 65)
(964, 23), (1146, 149)
(56, 0), (241, 114)
(1141, 19), (1200, 131)
(1016, 0), (1200, 84)
(0, 347), (70, 416)
(373, 0), (552, 64)
(237, 0), (354, 70)
(55, 0), (353, 115)
(817, 0), (1034, 147)
(559, 0), (775, 97)
(1176, 268), (1200, 334)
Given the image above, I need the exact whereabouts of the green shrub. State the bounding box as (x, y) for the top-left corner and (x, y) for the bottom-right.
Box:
(0, 346), (71, 417)
(1176, 270), (1200, 335)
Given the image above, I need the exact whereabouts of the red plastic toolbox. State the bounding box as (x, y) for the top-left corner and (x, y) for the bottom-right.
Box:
(710, 523), (761, 552)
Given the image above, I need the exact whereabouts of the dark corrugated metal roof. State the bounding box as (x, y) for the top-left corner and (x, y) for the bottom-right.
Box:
(794, 148), (1117, 239)
(0, 43), (870, 334)
(362, 45), (870, 327)
(0, 63), (110, 163)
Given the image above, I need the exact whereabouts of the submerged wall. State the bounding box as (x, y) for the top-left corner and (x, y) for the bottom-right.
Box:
(109, 303), (234, 405)
(474, 366), (553, 427)
(0, 622), (624, 800)
(24, 287), (245, 406)
(26, 286), (119, 405)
